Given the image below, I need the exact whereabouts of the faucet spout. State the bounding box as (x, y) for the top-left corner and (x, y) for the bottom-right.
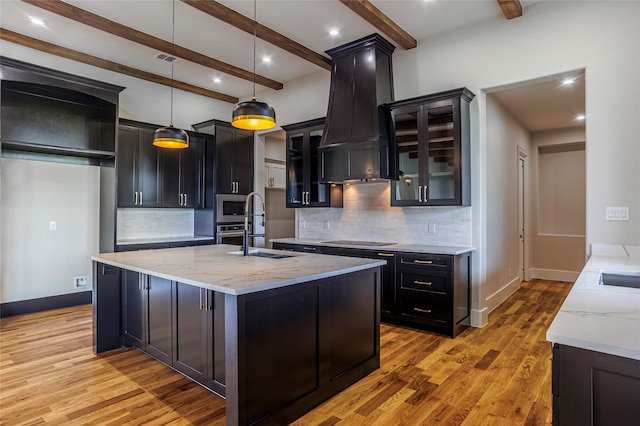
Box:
(243, 191), (266, 256)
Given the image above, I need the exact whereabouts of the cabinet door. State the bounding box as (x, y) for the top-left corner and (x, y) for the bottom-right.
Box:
(117, 126), (139, 207)
(179, 135), (202, 207)
(208, 291), (226, 396)
(265, 163), (286, 189)
(216, 126), (235, 194)
(307, 127), (330, 206)
(122, 269), (144, 349)
(138, 129), (161, 207)
(233, 128), (254, 195)
(146, 276), (173, 365)
(160, 149), (181, 207)
(424, 100), (459, 205)
(286, 130), (304, 207)
(390, 106), (422, 206)
(174, 282), (208, 383)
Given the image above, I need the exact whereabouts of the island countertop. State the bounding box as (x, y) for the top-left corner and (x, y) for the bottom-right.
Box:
(91, 244), (385, 296)
(270, 238), (475, 255)
(546, 245), (640, 361)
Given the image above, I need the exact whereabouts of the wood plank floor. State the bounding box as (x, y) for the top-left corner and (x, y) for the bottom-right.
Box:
(0, 279), (571, 425)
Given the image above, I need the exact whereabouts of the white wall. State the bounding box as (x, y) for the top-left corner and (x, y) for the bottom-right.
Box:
(0, 158), (100, 303)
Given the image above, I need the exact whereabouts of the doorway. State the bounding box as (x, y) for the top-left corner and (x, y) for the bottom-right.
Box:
(517, 149), (527, 282)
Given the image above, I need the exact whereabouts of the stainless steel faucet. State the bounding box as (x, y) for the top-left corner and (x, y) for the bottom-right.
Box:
(243, 191), (266, 256)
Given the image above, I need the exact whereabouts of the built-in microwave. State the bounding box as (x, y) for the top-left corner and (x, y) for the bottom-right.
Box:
(216, 194), (247, 223)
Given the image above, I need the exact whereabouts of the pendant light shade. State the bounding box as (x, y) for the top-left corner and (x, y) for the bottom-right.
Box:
(232, 96), (276, 130)
(153, 124), (189, 149)
(231, 0), (277, 131)
(153, 0), (189, 149)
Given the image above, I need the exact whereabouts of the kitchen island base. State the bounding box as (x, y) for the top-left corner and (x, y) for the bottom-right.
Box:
(92, 249), (382, 426)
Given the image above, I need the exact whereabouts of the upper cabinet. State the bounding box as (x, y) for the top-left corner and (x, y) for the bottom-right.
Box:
(117, 123), (161, 208)
(387, 88), (475, 207)
(283, 118), (343, 208)
(215, 125), (254, 195)
(160, 132), (205, 208)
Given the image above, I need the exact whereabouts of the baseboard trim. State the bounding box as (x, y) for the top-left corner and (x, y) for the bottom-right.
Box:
(0, 291), (92, 318)
(485, 277), (521, 315)
(470, 308), (488, 328)
(530, 268), (579, 282)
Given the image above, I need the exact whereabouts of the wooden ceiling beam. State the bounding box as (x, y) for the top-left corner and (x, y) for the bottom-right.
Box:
(21, 0), (283, 90)
(0, 28), (239, 104)
(497, 0), (523, 20)
(181, 0), (331, 71)
(339, 0), (417, 50)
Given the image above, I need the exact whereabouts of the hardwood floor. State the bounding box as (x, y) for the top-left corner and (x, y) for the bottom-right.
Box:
(0, 279), (571, 425)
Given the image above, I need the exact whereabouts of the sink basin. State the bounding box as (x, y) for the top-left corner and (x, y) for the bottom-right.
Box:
(599, 271), (640, 289)
(228, 250), (293, 259)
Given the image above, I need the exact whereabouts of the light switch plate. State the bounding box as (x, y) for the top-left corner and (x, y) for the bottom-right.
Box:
(606, 207), (629, 221)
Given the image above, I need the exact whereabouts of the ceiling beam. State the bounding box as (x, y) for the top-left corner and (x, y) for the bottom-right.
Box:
(181, 0), (331, 71)
(22, 0), (283, 90)
(0, 28), (239, 104)
(497, 0), (523, 20)
(339, 0), (417, 50)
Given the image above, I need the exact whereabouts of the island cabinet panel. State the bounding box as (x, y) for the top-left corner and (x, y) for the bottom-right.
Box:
(92, 262), (122, 354)
(227, 267), (380, 426)
(552, 344), (640, 426)
(122, 269), (145, 349)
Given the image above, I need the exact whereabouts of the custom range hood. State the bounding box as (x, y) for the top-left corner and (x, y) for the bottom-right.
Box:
(319, 34), (396, 183)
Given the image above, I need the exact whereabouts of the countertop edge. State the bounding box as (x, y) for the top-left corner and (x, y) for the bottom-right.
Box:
(270, 238), (475, 255)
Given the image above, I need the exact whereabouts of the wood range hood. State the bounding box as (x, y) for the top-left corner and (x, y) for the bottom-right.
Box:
(318, 34), (396, 183)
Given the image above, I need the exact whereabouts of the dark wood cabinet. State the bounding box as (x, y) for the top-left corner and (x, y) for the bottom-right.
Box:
(122, 272), (173, 364)
(160, 132), (204, 208)
(320, 246), (396, 320)
(117, 124), (160, 207)
(215, 125), (253, 195)
(387, 88), (474, 207)
(283, 118), (343, 208)
(273, 242), (471, 337)
(552, 344), (640, 425)
(173, 282), (225, 396)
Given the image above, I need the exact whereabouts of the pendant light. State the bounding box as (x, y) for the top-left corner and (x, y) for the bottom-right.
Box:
(231, 0), (276, 131)
(153, 0), (189, 149)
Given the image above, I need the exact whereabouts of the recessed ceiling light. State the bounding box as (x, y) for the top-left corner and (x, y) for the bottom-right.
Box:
(213, 77), (221, 83)
(329, 29), (339, 37)
(30, 17), (45, 26)
(262, 57), (271, 63)
(562, 78), (575, 86)
(576, 114), (586, 120)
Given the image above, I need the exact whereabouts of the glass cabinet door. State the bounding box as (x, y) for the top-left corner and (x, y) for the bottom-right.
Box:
(392, 108), (421, 204)
(308, 127), (328, 205)
(425, 102), (456, 204)
(286, 131), (304, 207)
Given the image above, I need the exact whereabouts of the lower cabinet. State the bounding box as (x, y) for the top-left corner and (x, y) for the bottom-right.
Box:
(552, 344), (640, 425)
(272, 242), (471, 337)
(122, 271), (225, 396)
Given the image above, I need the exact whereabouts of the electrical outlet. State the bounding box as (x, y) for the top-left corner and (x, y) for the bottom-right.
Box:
(324, 220), (330, 230)
(49, 221), (57, 231)
(74, 276), (89, 287)
(428, 223), (436, 233)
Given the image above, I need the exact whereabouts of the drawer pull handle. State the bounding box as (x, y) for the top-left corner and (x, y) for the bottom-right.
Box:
(413, 307), (432, 314)
(414, 260), (433, 264)
(414, 280), (433, 286)
(377, 253), (395, 257)
(303, 246), (316, 251)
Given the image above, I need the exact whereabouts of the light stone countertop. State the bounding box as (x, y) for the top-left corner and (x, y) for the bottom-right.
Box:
(546, 246), (640, 361)
(92, 244), (385, 296)
(270, 238), (475, 255)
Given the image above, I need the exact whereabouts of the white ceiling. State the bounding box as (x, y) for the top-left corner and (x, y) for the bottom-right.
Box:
(0, 0), (583, 131)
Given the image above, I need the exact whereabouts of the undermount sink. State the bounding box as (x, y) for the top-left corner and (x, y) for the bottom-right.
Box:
(599, 271), (640, 289)
(228, 250), (293, 259)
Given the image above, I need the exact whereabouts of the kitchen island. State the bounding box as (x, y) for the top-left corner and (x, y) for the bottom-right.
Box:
(546, 244), (640, 425)
(91, 245), (384, 426)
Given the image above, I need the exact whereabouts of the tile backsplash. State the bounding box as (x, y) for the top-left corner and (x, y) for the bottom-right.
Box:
(117, 208), (194, 241)
(298, 182), (472, 247)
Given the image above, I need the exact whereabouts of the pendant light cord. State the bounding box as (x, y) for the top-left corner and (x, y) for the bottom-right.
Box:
(252, 0), (256, 100)
(170, 0), (176, 126)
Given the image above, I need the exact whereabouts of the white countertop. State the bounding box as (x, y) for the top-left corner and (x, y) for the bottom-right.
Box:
(546, 246), (640, 361)
(92, 244), (385, 296)
(270, 238), (475, 255)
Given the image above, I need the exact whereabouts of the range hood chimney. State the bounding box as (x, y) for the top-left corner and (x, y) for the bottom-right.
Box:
(319, 34), (395, 182)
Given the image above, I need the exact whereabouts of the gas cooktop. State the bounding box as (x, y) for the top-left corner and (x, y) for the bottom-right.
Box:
(323, 240), (397, 247)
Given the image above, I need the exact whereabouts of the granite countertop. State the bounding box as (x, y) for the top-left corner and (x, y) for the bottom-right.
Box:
(546, 245), (640, 361)
(270, 238), (475, 256)
(116, 235), (215, 245)
(92, 244), (385, 296)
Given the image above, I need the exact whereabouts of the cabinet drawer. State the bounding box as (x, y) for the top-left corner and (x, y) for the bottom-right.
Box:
(398, 254), (451, 271)
(398, 271), (448, 295)
(398, 294), (449, 326)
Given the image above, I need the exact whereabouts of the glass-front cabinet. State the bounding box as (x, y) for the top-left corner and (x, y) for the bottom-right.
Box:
(283, 118), (343, 208)
(388, 88), (475, 207)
